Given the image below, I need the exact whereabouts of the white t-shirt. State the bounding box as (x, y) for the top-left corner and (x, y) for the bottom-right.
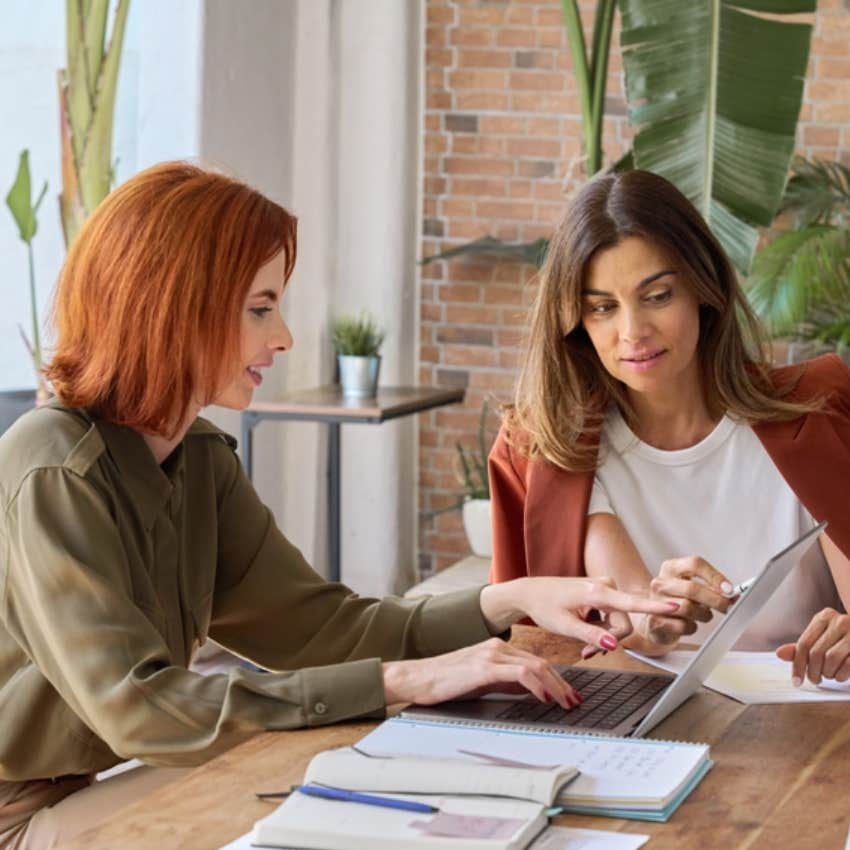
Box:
(588, 408), (838, 650)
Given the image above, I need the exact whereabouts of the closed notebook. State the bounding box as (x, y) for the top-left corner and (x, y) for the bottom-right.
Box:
(251, 747), (578, 849)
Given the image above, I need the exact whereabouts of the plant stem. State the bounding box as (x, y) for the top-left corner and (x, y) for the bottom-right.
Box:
(561, 0), (616, 177)
(560, 0), (594, 171)
(588, 0), (616, 176)
(26, 241), (41, 374)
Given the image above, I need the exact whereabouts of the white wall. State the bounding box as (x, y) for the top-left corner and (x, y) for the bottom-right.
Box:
(2, 0), (424, 597)
(0, 1), (202, 391)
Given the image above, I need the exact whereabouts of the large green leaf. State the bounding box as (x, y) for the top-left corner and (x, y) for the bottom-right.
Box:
(5, 150), (48, 245)
(619, 0), (815, 274)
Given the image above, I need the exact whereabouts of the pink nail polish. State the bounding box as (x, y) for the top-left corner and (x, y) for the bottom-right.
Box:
(600, 635), (618, 651)
(666, 601), (680, 611)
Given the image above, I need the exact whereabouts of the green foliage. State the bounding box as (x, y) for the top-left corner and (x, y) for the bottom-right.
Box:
(430, 401), (495, 516)
(560, 0), (617, 177)
(421, 235), (549, 269)
(5, 151), (47, 245)
(421, 2), (812, 278)
(5, 150), (49, 400)
(747, 158), (850, 348)
(60, 0), (130, 246)
(455, 400), (492, 502)
(619, 0), (815, 274)
(332, 313), (385, 357)
(782, 157), (850, 228)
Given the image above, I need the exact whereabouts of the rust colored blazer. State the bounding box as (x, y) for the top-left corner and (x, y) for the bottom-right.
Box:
(489, 354), (850, 583)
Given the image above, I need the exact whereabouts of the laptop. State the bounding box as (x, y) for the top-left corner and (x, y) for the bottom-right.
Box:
(404, 521), (827, 738)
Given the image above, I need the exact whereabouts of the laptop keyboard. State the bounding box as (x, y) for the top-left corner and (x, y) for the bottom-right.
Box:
(494, 667), (671, 730)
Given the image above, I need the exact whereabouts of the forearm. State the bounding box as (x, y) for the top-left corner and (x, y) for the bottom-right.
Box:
(479, 578), (532, 633)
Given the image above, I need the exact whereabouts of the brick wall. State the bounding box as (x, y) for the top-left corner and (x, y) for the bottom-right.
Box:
(417, 0), (850, 575)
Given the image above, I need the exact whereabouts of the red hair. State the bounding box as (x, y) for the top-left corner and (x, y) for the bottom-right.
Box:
(46, 161), (297, 436)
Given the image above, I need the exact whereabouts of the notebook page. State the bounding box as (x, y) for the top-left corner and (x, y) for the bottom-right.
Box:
(252, 791), (544, 850)
(358, 718), (708, 806)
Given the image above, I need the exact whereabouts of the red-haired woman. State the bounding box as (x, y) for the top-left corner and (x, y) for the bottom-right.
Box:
(490, 170), (850, 681)
(0, 162), (672, 849)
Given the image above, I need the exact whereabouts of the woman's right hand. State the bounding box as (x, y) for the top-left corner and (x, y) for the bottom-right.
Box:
(638, 555), (736, 649)
(382, 638), (583, 709)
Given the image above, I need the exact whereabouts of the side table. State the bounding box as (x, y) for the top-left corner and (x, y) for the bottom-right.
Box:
(240, 385), (465, 582)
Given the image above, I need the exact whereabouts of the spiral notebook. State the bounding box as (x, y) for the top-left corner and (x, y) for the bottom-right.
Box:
(357, 717), (711, 822)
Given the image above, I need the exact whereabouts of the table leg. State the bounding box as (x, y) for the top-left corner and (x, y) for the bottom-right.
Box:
(328, 422), (341, 583)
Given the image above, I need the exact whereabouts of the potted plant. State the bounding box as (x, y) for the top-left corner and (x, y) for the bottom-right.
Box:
(331, 312), (385, 399)
(746, 157), (850, 365)
(454, 400), (495, 558)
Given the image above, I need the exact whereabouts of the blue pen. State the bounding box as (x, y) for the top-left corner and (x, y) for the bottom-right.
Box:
(295, 783), (439, 814)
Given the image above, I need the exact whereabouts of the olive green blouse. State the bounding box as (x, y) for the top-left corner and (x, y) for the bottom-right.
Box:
(0, 402), (494, 781)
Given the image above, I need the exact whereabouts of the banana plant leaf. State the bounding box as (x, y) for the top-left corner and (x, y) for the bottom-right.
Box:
(421, 235), (550, 269)
(618, 0), (815, 274)
(5, 150), (48, 245)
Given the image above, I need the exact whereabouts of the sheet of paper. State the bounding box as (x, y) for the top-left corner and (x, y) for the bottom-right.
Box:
(627, 649), (850, 704)
(530, 826), (649, 850)
(217, 833), (253, 850)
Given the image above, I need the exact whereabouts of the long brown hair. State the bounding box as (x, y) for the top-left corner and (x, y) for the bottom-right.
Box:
(46, 161), (297, 437)
(508, 169), (815, 472)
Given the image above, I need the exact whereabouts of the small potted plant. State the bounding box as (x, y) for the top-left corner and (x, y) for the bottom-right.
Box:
(454, 400), (494, 557)
(332, 312), (385, 398)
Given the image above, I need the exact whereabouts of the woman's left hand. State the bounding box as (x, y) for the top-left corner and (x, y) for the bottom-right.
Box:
(776, 607), (850, 685)
(480, 576), (680, 656)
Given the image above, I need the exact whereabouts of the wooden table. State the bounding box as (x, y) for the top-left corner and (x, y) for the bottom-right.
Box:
(240, 385), (465, 581)
(64, 627), (850, 849)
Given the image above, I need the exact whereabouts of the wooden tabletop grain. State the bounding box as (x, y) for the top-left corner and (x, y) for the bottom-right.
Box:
(63, 626), (849, 850)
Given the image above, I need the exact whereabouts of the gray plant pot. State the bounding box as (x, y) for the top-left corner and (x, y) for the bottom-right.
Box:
(0, 390), (36, 435)
(338, 355), (381, 399)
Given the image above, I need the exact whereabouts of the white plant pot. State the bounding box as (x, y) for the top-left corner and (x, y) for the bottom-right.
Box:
(338, 354), (381, 398)
(462, 498), (492, 558)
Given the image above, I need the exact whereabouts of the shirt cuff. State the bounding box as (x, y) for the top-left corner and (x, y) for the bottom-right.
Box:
(417, 585), (510, 656)
(292, 658), (388, 727)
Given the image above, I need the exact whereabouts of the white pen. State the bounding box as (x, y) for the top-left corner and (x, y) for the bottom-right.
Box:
(731, 576), (756, 596)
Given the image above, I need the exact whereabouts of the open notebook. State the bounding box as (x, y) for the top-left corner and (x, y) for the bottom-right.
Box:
(251, 746), (577, 849)
(405, 522), (826, 738)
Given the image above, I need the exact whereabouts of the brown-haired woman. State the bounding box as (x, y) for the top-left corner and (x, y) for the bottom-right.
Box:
(491, 169), (850, 681)
(0, 162), (673, 849)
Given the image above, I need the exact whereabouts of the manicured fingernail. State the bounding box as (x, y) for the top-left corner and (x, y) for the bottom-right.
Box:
(666, 601), (680, 611)
(721, 581), (734, 596)
(792, 676), (802, 688)
(543, 691), (552, 702)
(600, 635), (618, 651)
